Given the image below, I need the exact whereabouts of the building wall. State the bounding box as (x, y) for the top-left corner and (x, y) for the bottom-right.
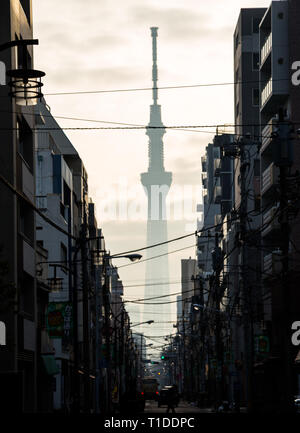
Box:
(0, 0), (38, 413)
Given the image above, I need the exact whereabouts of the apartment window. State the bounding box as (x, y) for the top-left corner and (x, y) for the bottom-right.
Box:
(19, 200), (34, 243)
(252, 88), (259, 106)
(252, 17), (261, 33)
(254, 159), (260, 176)
(254, 197), (261, 213)
(19, 274), (34, 317)
(61, 243), (68, 270)
(252, 52), (259, 71)
(16, 117), (33, 171)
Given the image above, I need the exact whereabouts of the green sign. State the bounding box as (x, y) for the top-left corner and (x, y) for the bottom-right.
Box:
(46, 302), (72, 339)
(255, 336), (270, 353)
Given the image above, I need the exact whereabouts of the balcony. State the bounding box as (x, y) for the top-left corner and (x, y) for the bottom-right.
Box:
(23, 239), (35, 277)
(261, 77), (272, 107)
(263, 251), (282, 279)
(262, 206), (280, 237)
(214, 214), (222, 231)
(22, 161), (34, 203)
(261, 163), (279, 196)
(214, 158), (221, 176)
(36, 196), (47, 210)
(260, 118), (277, 154)
(214, 185), (222, 204)
(261, 33), (272, 66)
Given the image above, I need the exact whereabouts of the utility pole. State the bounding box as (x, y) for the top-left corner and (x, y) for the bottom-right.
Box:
(95, 259), (103, 414)
(182, 309), (186, 400)
(239, 137), (254, 412)
(72, 248), (80, 413)
(120, 308), (124, 402)
(212, 232), (223, 409)
(275, 109), (294, 412)
(80, 210), (90, 413)
(103, 253), (112, 413)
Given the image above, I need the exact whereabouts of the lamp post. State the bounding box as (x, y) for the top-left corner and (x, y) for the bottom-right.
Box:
(93, 250), (142, 414)
(130, 320), (154, 328)
(0, 39), (45, 105)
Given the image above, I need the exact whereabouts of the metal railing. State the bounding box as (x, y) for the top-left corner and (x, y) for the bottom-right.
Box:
(261, 33), (272, 66)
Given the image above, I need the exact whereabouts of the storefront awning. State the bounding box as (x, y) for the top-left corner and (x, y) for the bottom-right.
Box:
(41, 354), (59, 375)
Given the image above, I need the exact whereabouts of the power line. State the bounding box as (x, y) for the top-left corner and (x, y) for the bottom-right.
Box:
(43, 77), (290, 97)
(0, 173), (77, 241)
(117, 243), (198, 269)
(0, 122), (289, 134)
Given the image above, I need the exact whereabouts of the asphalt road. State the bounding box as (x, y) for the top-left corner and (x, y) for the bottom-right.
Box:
(144, 400), (213, 413)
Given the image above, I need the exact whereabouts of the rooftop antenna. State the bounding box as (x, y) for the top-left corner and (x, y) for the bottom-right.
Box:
(151, 27), (158, 105)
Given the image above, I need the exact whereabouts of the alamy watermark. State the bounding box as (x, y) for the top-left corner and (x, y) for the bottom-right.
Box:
(0, 61), (6, 86)
(0, 321), (6, 346)
(291, 321), (300, 346)
(95, 178), (203, 232)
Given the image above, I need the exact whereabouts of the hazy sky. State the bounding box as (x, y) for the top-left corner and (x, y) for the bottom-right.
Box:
(32, 0), (269, 346)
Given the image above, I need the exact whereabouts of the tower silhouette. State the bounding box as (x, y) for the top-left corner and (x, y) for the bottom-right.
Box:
(141, 27), (172, 338)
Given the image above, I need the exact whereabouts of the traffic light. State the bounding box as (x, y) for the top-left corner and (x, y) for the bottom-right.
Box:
(161, 355), (169, 360)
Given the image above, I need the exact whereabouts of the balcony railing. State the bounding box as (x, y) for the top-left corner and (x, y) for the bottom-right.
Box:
(261, 33), (272, 66)
(214, 158), (221, 176)
(214, 185), (222, 203)
(36, 196), (47, 210)
(263, 251), (282, 278)
(261, 77), (273, 107)
(260, 118), (277, 153)
(214, 214), (222, 231)
(261, 163), (279, 195)
(262, 206), (280, 237)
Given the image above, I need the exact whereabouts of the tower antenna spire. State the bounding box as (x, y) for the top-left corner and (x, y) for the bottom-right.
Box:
(151, 27), (158, 105)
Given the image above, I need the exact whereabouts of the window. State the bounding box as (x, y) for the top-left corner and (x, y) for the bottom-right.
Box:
(16, 117), (33, 171)
(252, 17), (261, 33)
(19, 200), (34, 242)
(252, 52), (259, 70)
(252, 88), (259, 106)
(61, 243), (68, 273)
(254, 197), (261, 213)
(254, 159), (260, 176)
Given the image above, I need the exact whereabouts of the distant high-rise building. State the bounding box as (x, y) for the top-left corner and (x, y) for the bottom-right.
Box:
(141, 28), (172, 338)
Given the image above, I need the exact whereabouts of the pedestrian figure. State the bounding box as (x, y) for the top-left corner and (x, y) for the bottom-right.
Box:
(166, 388), (177, 413)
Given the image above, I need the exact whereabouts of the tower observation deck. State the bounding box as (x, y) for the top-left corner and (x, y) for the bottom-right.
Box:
(141, 27), (172, 339)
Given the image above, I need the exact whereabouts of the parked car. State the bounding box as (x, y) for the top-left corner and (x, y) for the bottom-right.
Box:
(141, 376), (159, 400)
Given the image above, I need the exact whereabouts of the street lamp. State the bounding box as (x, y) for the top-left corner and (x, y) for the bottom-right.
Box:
(111, 253), (142, 262)
(0, 39), (45, 105)
(47, 264), (64, 292)
(92, 249), (143, 414)
(130, 320), (154, 328)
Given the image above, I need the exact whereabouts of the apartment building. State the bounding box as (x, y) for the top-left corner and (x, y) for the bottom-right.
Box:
(258, 0), (300, 410)
(0, 0), (39, 413)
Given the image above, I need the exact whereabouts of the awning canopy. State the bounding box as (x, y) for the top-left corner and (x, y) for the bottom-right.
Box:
(41, 354), (59, 375)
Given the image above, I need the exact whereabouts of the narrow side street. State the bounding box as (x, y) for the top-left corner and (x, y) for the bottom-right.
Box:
(144, 400), (213, 413)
